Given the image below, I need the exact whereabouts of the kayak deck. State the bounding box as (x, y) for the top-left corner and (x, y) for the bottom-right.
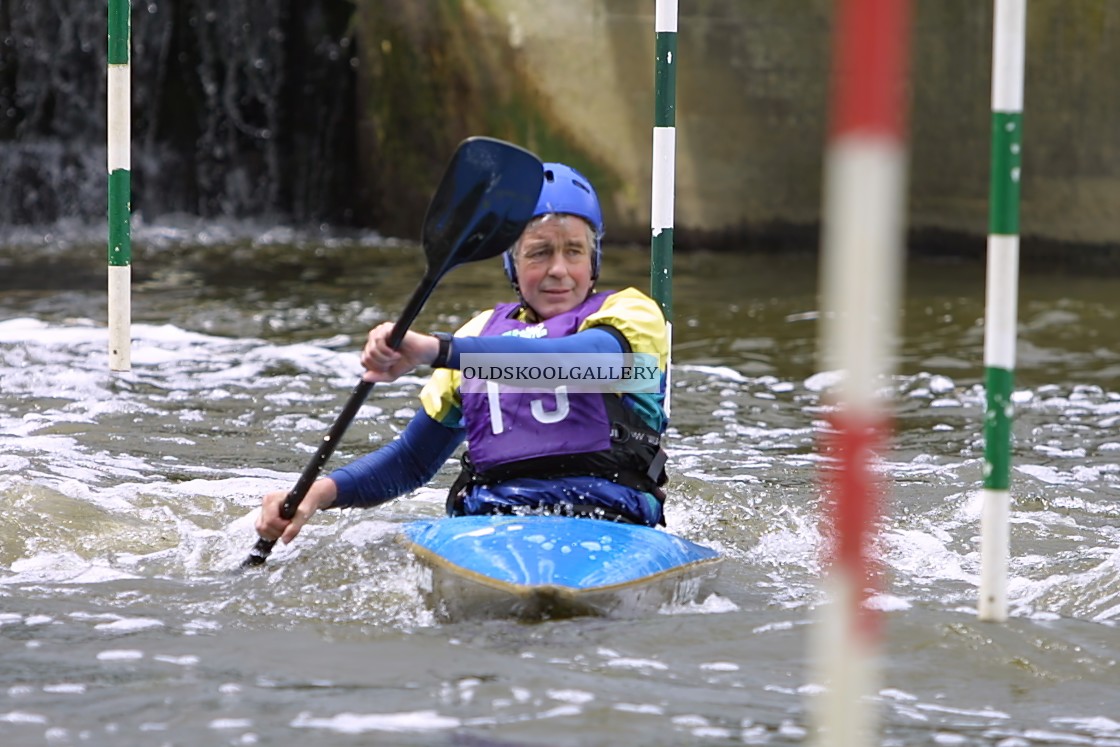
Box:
(401, 515), (722, 621)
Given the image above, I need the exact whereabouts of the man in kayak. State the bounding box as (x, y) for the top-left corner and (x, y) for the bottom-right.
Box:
(256, 163), (669, 547)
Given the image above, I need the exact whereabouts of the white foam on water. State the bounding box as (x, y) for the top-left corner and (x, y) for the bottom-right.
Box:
(676, 364), (749, 383)
(0, 320), (359, 419)
(700, 661), (740, 672)
(693, 725), (735, 739)
(158, 474), (291, 502)
(661, 592), (738, 616)
(0, 317), (95, 342)
(1017, 464), (1074, 486)
(752, 620), (798, 634)
(883, 529), (973, 585)
(745, 507), (821, 574)
(1050, 716), (1120, 736)
(614, 703), (665, 715)
(337, 519), (404, 550)
(1006, 548), (1120, 622)
(153, 654), (200, 666)
(804, 369), (844, 392)
(291, 710), (460, 733)
(546, 689), (595, 704)
(209, 718), (254, 730)
(2, 553), (140, 585)
(94, 617), (165, 634)
(0, 711), (48, 724)
(881, 687), (920, 703)
(865, 593), (912, 611)
(96, 649), (144, 661)
(916, 703), (1010, 720)
(1020, 729), (1100, 745)
(604, 657), (669, 671)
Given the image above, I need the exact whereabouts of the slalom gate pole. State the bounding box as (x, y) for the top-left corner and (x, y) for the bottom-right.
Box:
(979, 0), (1027, 624)
(108, 0), (132, 371)
(810, 0), (911, 744)
(650, 0), (677, 416)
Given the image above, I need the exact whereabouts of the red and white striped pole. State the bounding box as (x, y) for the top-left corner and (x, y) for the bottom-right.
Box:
(810, 1), (911, 745)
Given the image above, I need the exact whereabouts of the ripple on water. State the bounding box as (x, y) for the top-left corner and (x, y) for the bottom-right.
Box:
(2, 267), (1120, 745)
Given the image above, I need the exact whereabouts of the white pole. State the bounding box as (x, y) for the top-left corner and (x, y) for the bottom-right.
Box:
(108, 0), (132, 371)
(651, 0), (677, 417)
(979, 0), (1027, 623)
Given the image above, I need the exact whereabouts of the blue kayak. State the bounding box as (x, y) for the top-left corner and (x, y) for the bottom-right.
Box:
(400, 515), (721, 621)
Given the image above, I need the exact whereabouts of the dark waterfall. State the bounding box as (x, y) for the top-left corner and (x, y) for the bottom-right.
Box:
(0, 0), (360, 228)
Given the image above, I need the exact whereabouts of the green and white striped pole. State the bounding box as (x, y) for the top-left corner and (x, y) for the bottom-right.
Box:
(651, 0), (677, 415)
(979, 0), (1026, 623)
(107, 0), (131, 371)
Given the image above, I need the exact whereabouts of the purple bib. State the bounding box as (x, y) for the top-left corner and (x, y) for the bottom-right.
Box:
(463, 292), (614, 472)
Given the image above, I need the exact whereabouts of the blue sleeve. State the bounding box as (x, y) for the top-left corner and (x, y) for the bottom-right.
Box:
(447, 326), (624, 366)
(328, 410), (465, 509)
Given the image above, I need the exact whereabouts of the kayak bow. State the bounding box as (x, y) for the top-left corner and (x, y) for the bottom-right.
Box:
(401, 515), (721, 621)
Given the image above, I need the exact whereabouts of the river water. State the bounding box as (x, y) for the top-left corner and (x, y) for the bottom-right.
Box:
(1, 224), (1118, 746)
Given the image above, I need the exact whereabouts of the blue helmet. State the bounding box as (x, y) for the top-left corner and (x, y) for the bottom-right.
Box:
(503, 162), (604, 287)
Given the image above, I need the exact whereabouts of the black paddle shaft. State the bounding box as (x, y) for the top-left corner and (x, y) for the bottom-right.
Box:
(241, 137), (543, 568)
(241, 275), (432, 567)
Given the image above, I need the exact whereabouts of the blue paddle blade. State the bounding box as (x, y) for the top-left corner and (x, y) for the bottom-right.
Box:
(421, 137), (544, 277)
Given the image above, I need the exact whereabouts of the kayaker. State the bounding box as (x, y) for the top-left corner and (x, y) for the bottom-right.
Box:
(256, 163), (670, 547)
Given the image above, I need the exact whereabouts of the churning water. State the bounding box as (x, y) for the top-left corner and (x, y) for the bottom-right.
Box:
(1, 225), (1118, 746)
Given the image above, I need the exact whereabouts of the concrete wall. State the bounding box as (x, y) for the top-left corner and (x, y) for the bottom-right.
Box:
(355, 1), (1120, 252)
(486, 0), (832, 242)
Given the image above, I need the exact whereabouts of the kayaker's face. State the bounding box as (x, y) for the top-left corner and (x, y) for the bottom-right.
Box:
(513, 215), (595, 320)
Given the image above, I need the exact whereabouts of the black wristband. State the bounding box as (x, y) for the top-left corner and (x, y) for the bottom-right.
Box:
(430, 331), (453, 368)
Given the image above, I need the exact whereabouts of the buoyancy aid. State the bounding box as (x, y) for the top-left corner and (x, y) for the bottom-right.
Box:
(447, 292), (668, 520)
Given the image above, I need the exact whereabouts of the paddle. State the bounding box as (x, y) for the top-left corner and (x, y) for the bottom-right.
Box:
(241, 136), (544, 568)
